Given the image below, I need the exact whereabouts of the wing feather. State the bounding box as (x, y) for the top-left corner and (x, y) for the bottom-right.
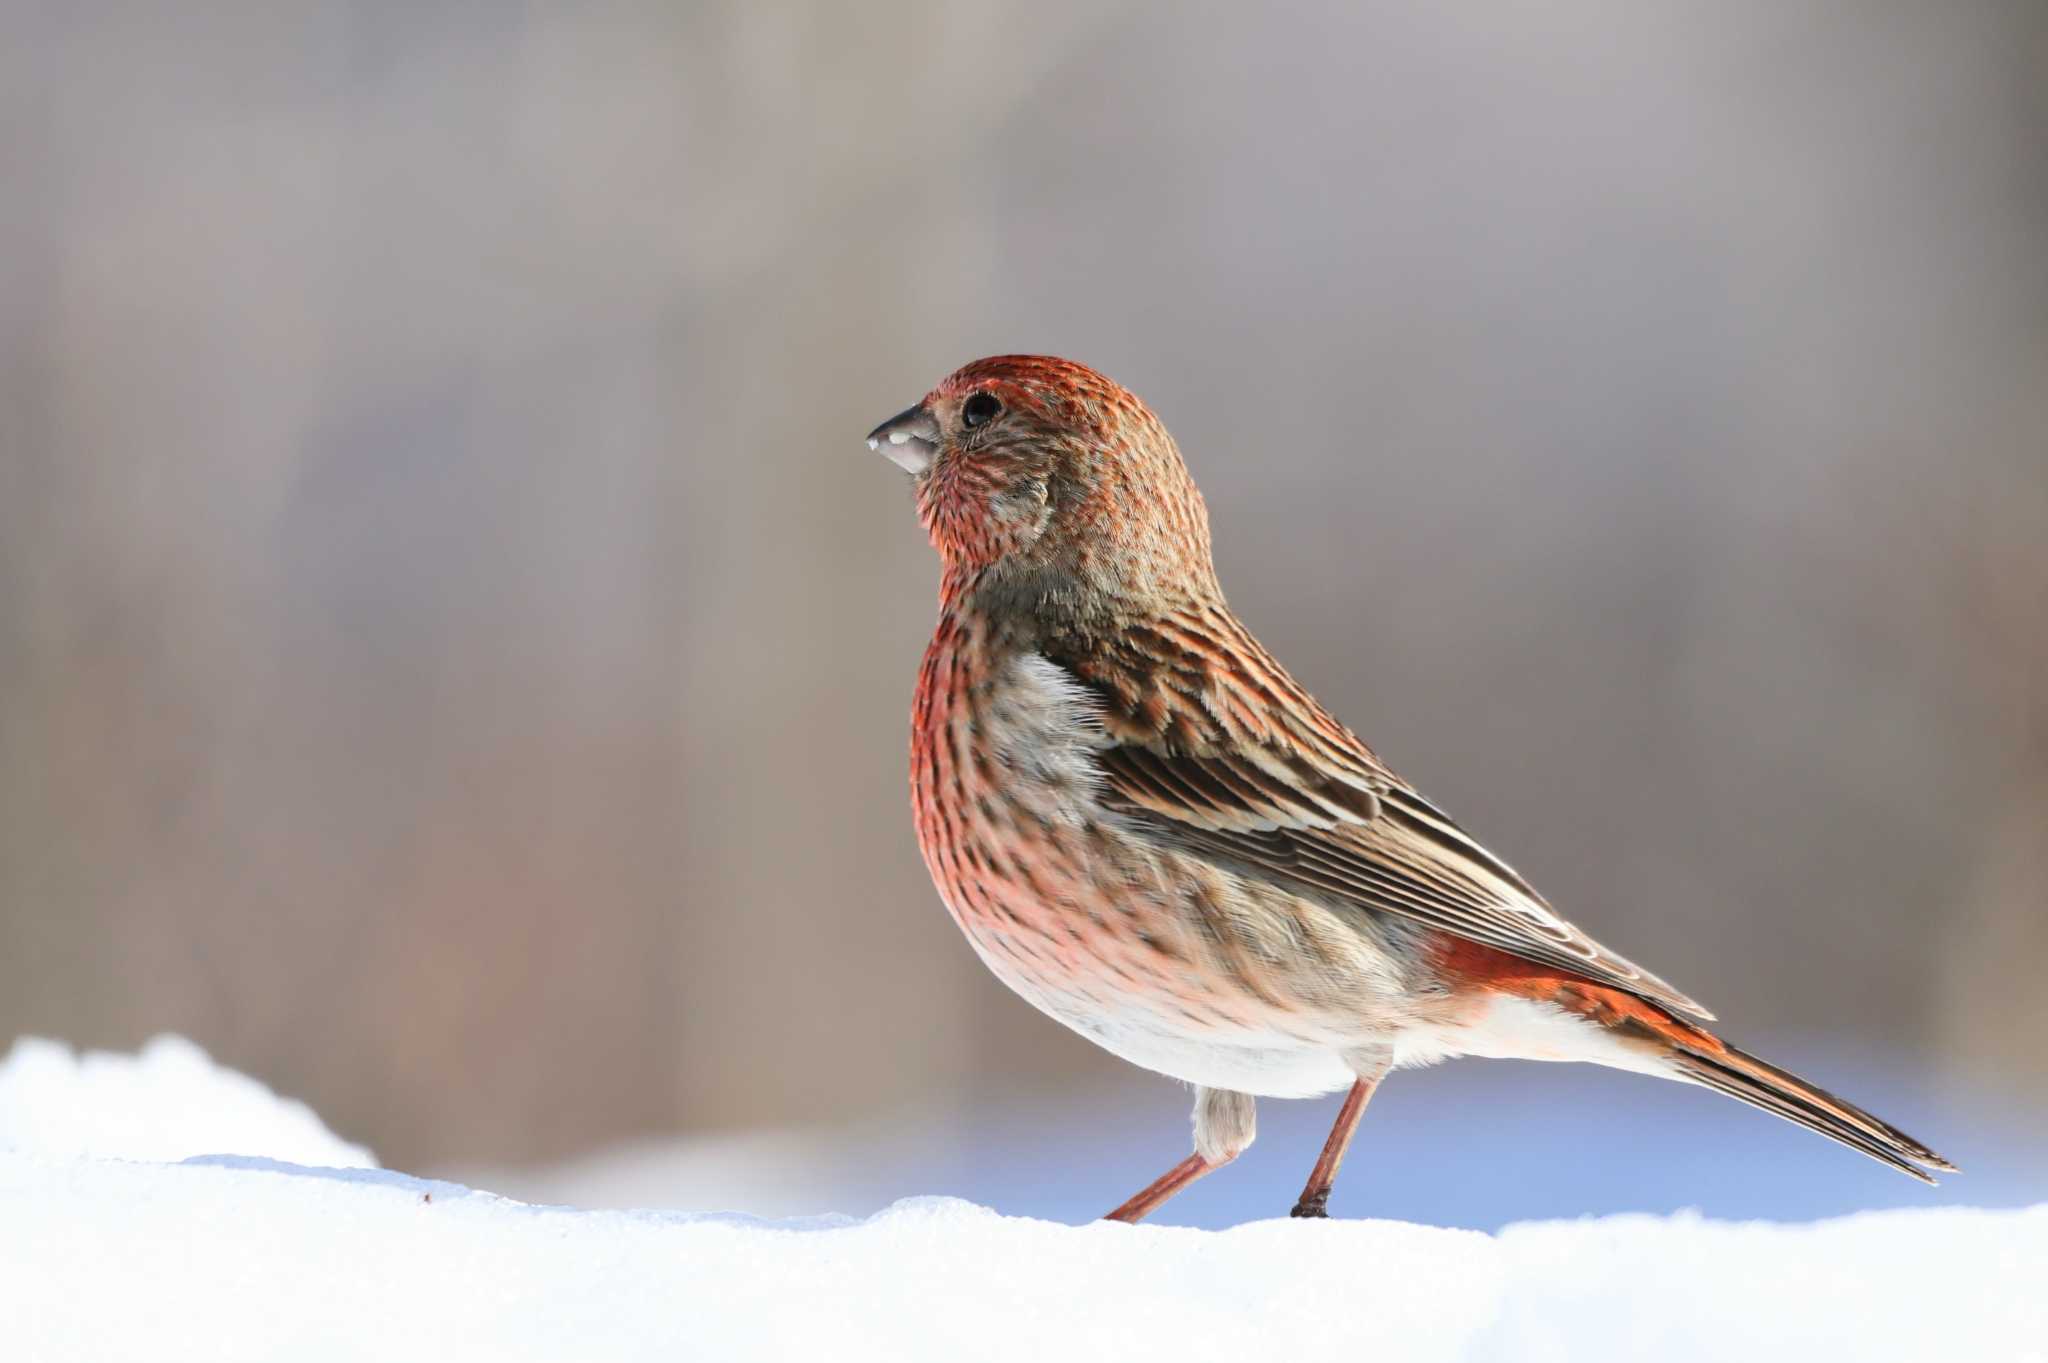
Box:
(1092, 734), (1713, 1023)
(1038, 611), (1713, 1023)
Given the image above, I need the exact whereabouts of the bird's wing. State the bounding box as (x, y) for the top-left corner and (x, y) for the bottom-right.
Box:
(1048, 626), (1713, 1023)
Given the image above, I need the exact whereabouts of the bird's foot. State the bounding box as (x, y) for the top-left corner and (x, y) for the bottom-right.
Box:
(1289, 1193), (1330, 1219)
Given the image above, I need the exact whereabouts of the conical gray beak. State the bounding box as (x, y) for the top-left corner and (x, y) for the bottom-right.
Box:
(865, 404), (940, 475)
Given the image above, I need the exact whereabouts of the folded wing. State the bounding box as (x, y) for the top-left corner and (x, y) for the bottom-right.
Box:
(1070, 658), (1715, 1024)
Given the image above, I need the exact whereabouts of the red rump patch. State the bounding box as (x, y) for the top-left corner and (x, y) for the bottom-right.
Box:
(1433, 936), (1727, 1055)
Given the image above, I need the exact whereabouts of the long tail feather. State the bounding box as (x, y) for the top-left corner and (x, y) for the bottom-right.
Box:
(1666, 1041), (1956, 1184)
(1442, 942), (1957, 1184)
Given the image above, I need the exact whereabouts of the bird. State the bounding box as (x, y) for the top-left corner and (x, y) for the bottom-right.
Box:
(864, 354), (1954, 1222)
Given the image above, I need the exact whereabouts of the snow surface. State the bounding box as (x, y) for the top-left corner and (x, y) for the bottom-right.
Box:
(3, 1036), (2043, 1363)
(0, 1034), (374, 1168)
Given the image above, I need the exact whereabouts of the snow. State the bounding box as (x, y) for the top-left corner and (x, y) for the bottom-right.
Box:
(0, 1035), (374, 1168)
(2, 1036), (2043, 1363)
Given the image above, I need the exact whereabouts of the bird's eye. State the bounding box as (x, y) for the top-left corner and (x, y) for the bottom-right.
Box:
(961, 392), (1002, 429)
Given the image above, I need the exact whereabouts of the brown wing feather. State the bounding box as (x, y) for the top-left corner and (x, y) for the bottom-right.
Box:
(1099, 748), (1713, 1023)
(1043, 604), (1713, 1022)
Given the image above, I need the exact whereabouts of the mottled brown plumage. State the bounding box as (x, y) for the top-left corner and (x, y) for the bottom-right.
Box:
(869, 354), (1953, 1221)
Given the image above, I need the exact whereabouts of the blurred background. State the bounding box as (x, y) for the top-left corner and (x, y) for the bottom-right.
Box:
(3, 1), (2044, 1229)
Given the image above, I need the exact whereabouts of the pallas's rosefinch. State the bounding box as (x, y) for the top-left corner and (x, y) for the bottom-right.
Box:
(866, 355), (1953, 1221)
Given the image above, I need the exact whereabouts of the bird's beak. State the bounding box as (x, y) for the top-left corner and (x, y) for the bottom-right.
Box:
(865, 404), (940, 475)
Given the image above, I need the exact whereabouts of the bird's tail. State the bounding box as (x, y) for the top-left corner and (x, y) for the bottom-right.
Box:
(1662, 1037), (1956, 1184)
(1542, 978), (1957, 1184)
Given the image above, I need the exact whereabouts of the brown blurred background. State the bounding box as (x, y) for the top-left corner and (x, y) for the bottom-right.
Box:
(2, 0), (2044, 1191)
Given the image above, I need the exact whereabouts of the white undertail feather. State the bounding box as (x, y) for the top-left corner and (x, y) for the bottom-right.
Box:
(1392, 994), (1678, 1079)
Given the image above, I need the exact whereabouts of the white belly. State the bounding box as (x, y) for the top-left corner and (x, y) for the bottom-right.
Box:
(1015, 982), (1364, 1098)
(1092, 1022), (1360, 1098)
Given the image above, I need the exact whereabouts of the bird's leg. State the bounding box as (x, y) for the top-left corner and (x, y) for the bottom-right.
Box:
(1104, 1087), (1254, 1223)
(1102, 1152), (1219, 1223)
(1290, 1053), (1391, 1219)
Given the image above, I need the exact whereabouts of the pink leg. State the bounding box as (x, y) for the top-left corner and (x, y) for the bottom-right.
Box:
(1104, 1087), (1255, 1223)
(1290, 1073), (1383, 1218)
(1104, 1151), (1230, 1223)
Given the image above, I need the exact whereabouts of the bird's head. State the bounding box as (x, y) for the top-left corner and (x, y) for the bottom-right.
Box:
(866, 355), (1217, 608)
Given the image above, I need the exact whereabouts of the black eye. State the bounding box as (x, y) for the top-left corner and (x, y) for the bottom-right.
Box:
(961, 391), (1001, 429)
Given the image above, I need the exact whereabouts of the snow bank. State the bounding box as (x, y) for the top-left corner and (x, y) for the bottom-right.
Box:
(0, 1034), (373, 1168)
(6, 1159), (2043, 1362)
(2, 1037), (2041, 1363)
